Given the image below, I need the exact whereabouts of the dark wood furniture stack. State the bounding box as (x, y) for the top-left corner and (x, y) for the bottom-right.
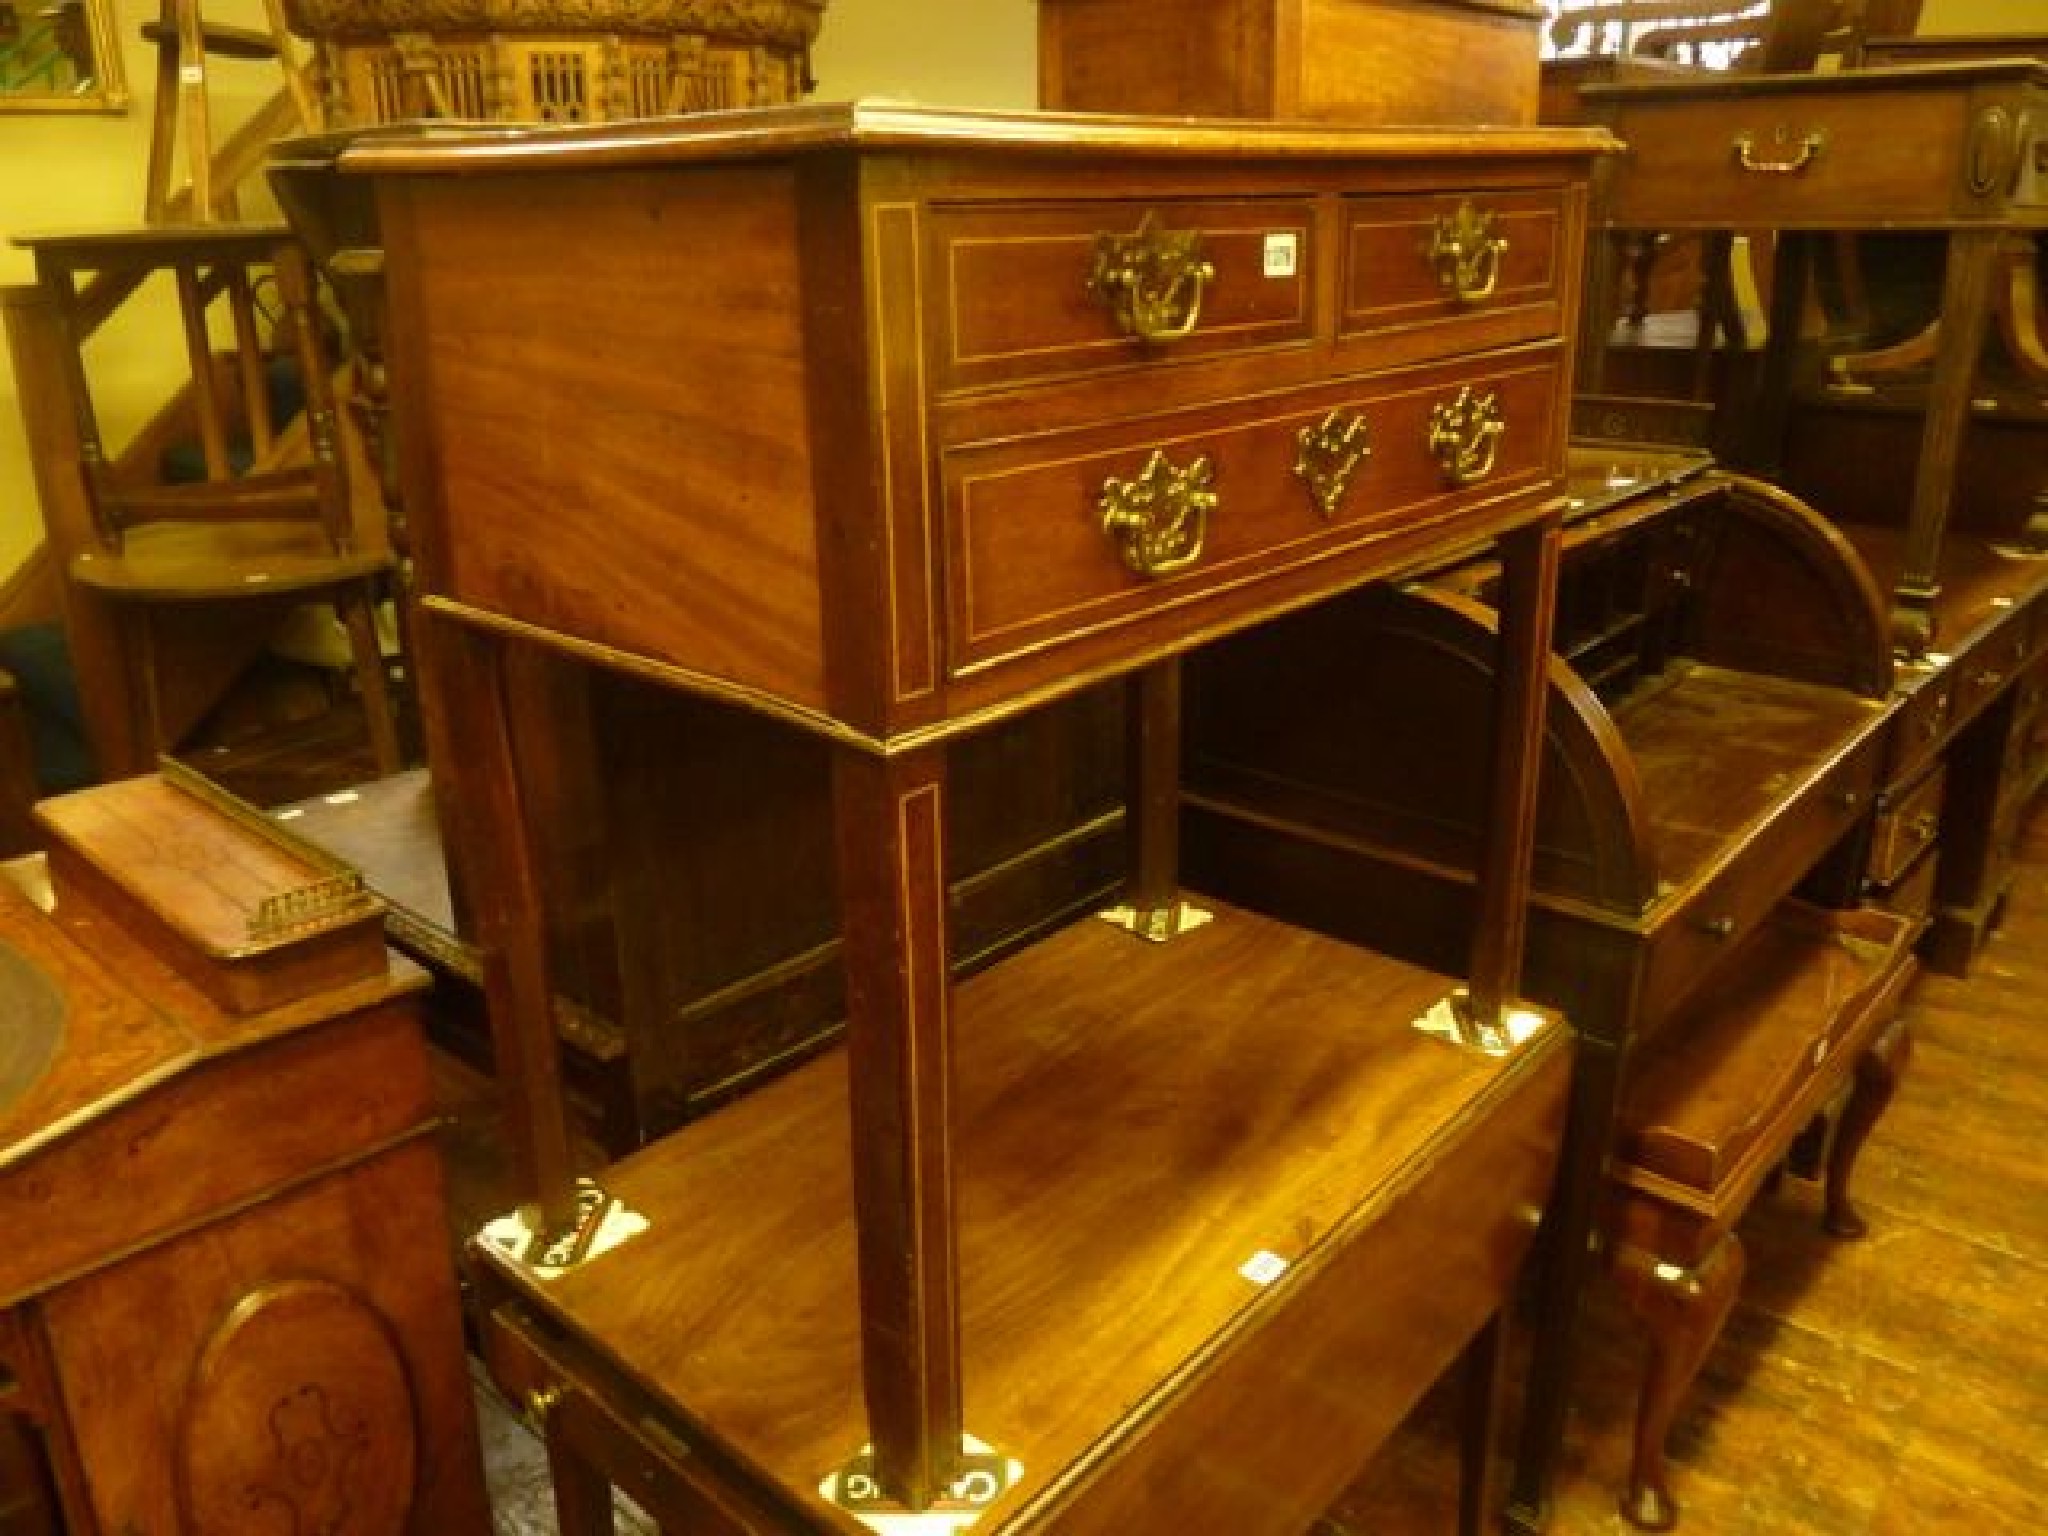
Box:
(337, 103), (1612, 1532)
(1179, 449), (1914, 1529)
(1565, 61), (2048, 984)
(0, 766), (487, 1534)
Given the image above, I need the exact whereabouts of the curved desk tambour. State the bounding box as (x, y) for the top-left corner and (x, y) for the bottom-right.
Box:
(1182, 468), (1914, 1528)
(335, 103), (1612, 1529)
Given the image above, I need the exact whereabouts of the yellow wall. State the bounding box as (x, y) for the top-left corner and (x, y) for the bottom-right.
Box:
(0, 0), (280, 589)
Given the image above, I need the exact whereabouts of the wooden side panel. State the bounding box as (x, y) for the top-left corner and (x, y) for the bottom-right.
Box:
(1292, 0), (1541, 126)
(40, 1138), (486, 1536)
(384, 166), (828, 710)
(1038, 0), (1271, 117)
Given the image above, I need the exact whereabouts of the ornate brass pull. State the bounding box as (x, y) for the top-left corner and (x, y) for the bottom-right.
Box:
(1088, 214), (1216, 344)
(524, 1384), (565, 1432)
(1732, 130), (1826, 175)
(1427, 202), (1508, 303)
(1099, 450), (1215, 578)
(1427, 387), (1505, 487)
(1294, 410), (1372, 520)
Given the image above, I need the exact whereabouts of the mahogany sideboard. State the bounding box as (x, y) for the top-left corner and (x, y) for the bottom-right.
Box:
(1574, 59), (2048, 657)
(0, 768), (488, 1534)
(1182, 451), (1913, 1528)
(331, 103), (1614, 1532)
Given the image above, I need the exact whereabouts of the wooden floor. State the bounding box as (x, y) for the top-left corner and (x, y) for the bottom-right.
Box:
(422, 803), (2048, 1534)
(1327, 809), (2048, 1533)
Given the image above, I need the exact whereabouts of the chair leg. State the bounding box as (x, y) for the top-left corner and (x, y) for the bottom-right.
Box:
(1612, 1231), (1746, 1532)
(1456, 1309), (1509, 1536)
(1824, 1016), (1912, 1239)
(338, 581), (401, 776)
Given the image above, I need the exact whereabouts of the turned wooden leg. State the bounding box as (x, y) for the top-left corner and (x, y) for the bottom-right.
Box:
(1825, 1017), (1913, 1240)
(1456, 1310), (1508, 1536)
(1611, 1233), (1747, 1531)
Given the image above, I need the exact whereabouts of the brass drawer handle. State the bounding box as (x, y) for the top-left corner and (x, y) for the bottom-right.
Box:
(1911, 812), (1939, 843)
(1088, 214), (1215, 344)
(1428, 201), (1508, 303)
(524, 1383), (566, 1432)
(1099, 449), (1215, 578)
(1976, 669), (2006, 689)
(1732, 130), (1826, 175)
(1699, 916), (1736, 939)
(1294, 410), (1372, 520)
(1427, 387), (1505, 487)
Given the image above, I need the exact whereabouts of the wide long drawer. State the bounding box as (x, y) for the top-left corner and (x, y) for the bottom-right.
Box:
(943, 348), (1563, 679)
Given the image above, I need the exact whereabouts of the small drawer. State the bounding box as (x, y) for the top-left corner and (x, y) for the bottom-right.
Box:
(1882, 667), (1954, 783)
(1875, 842), (1939, 922)
(943, 350), (1563, 679)
(1867, 762), (1945, 890)
(931, 197), (1318, 394)
(1642, 734), (1880, 1025)
(1950, 614), (2034, 731)
(1336, 187), (1569, 369)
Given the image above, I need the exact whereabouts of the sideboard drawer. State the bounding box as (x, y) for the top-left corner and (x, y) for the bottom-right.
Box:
(944, 350), (1563, 679)
(1867, 761), (1945, 890)
(1336, 187), (1570, 370)
(932, 198), (1318, 395)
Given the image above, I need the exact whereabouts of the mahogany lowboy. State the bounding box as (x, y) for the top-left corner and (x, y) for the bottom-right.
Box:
(337, 104), (1613, 1531)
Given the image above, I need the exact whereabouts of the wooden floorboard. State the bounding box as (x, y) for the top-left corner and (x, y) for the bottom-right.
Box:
(1326, 808), (2048, 1534)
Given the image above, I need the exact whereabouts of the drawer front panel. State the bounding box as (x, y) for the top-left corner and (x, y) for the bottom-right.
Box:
(1337, 188), (1567, 366)
(1868, 762), (1945, 890)
(484, 1303), (784, 1535)
(1952, 613), (2035, 732)
(1882, 668), (1954, 783)
(944, 352), (1563, 678)
(1602, 91), (1985, 228)
(1643, 733), (1881, 1026)
(933, 198), (1317, 394)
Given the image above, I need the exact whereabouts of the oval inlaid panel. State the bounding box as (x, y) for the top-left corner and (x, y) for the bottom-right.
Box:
(177, 1279), (418, 1535)
(0, 937), (65, 1119)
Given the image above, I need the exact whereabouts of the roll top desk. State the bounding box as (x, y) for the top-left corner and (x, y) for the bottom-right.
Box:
(335, 104), (1612, 1531)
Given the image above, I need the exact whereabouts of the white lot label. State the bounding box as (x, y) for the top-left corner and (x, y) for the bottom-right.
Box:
(1264, 231), (1299, 278)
